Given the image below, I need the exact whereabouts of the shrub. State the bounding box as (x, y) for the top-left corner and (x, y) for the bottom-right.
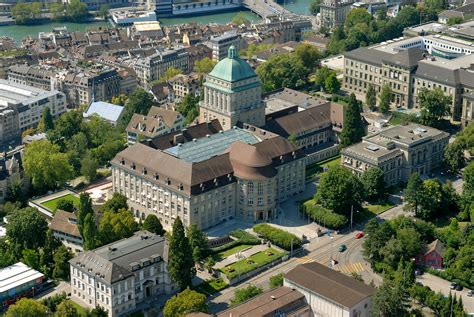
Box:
(253, 224), (301, 250)
(302, 200), (348, 229)
(210, 230), (260, 254)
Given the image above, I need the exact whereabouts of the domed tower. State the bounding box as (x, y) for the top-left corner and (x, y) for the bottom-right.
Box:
(199, 45), (265, 130)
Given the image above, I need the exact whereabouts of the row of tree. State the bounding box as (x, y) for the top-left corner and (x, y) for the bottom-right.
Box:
(12, 0), (90, 25)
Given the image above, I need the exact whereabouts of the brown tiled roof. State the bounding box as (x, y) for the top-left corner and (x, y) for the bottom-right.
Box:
(265, 105), (332, 137)
(285, 262), (375, 308)
(49, 210), (81, 238)
(216, 286), (307, 317)
(424, 239), (446, 257)
(147, 106), (181, 128)
(146, 119), (223, 150)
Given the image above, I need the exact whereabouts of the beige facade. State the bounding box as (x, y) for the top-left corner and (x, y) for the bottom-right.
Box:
(461, 91), (474, 127)
(199, 46), (265, 130)
(112, 124), (305, 231)
(133, 48), (189, 85)
(70, 232), (175, 317)
(341, 124), (449, 185)
(320, 0), (354, 29)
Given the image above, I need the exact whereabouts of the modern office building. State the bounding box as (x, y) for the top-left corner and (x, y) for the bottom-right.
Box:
(0, 262), (45, 311)
(341, 124), (449, 186)
(112, 121), (305, 231)
(199, 46), (266, 131)
(70, 231), (175, 317)
(0, 79), (66, 132)
(284, 262), (375, 317)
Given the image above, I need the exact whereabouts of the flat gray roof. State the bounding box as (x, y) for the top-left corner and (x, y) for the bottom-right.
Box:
(0, 79), (59, 107)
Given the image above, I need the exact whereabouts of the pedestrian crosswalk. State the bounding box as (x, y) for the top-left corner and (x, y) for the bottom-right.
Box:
(293, 256), (314, 264)
(339, 262), (365, 273)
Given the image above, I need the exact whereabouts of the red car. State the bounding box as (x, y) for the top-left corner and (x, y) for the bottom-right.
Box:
(355, 232), (364, 239)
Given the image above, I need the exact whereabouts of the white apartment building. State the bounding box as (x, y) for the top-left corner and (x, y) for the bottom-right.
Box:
(70, 231), (175, 317)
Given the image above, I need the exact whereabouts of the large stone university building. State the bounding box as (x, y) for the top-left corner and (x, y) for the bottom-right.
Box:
(199, 46), (266, 131)
(341, 124), (449, 186)
(112, 121), (305, 230)
(342, 35), (474, 122)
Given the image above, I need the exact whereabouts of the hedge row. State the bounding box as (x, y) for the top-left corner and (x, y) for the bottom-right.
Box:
(253, 224), (301, 251)
(211, 230), (260, 254)
(301, 199), (348, 229)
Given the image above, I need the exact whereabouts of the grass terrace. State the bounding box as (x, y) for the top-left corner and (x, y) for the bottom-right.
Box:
(217, 244), (253, 259)
(41, 193), (80, 211)
(220, 248), (286, 280)
(306, 156), (341, 180)
(194, 278), (228, 296)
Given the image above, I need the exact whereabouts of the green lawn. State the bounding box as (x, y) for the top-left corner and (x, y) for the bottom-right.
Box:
(306, 156), (341, 179)
(218, 244), (253, 259)
(365, 202), (394, 214)
(194, 278), (228, 295)
(70, 300), (89, 317)
(41, 193), (80, 211)
(220, 248), (287, 280)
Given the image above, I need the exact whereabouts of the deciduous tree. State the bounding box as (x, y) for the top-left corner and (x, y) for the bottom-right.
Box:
(80, 151), (98, 182)
(315, 166), (363, 214)
(5, 298), (48, 317)
(230, 285), (262, 306)
(379, 84), (391, 113)
(444, 141), (465, 173)
(419, 88), (451, 127)
(55, 300), (78, 317)
(294, 43), (320, 70)
(53, 245), (73, 280)
(24, 140), (73, 191)
(324, 72), (340, 94)
(7, 207), (48, 251)
(366, 84), (377, 110)
(360, 167), (386, 202)
(143, 214), (165, 236)
(194, 57), (217, 74)
(163, 288), (208, 317)
(101, 192), (128, 214)
(371, 278), (408, 317)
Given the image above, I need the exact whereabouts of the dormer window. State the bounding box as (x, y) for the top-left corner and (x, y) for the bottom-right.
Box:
(142, 168), (147, 175)
(178, 183), (183, 191)
(131, 162), (136, 170)
(120, 158), (125, 165)
(154, 173), (159, 180)
(166, 178), (171, 185)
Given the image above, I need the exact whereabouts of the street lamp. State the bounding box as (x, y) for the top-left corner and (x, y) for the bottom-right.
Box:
(330, 236), (334, 267)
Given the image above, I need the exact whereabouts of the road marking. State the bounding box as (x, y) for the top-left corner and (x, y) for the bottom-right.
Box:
(339, 262), (365, 273)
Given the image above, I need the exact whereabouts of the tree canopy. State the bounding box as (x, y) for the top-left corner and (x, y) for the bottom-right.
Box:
(5, 298), (48, 317)
(339, 93), (365, 148)
(7, 207), (48, 251)
(194, 57), (217, 74)
(315, 165), (363, 214)
(360, 167), (386, 202)
(120, 88), (155, 127)
(24, 140), (73, 191)
(168, 217), (195, 290)
(163, 288), (208, 317)
(419, 88), (451, 127)
(142, 214), (165, 236)
(230, 285), (263, 306)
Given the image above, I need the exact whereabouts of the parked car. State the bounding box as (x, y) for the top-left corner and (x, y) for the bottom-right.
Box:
(450, 282), (457, 290)
(455, 284), (463, 291)
(338, 244), (347, 252)
(355, 231), (364, 239)
(415, 269), (423, 276)
(467, 290), (473, 297)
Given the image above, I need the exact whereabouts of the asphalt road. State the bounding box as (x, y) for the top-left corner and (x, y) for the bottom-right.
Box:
(417, 273), (473, 314)
(208, 204), (406, 313)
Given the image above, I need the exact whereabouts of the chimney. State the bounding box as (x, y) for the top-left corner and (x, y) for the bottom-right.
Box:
(173, 133), (184, 144)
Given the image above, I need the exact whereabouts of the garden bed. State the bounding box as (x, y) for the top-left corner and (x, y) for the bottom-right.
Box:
(220, 248), (286, 280)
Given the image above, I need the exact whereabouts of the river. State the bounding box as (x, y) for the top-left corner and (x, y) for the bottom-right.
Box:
(0, 0), (312, 43)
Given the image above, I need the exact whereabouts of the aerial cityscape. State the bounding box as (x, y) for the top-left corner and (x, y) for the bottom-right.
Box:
(0, 0), (472, 315)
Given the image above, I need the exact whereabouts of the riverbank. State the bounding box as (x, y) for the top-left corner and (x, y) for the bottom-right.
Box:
(0, 10), (260, 43)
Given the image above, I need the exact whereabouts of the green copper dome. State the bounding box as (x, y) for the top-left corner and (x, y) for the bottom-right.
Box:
(208, 46), (257, 82)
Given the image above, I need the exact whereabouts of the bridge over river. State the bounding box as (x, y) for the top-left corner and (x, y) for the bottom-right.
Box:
(241, 0), (317, 27)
